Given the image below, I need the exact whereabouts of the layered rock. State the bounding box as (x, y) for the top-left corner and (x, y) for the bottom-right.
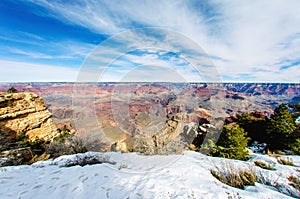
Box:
(0, 92), (58, 144)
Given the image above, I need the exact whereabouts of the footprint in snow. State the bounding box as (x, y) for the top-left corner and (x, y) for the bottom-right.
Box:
(33, 184), (43, 189)
(51, 170), (62, 175)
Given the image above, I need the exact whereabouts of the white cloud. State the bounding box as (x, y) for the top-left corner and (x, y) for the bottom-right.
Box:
(0, 60), (79, 82)
(208, 0), (300, 78)
(79, 28), (218, 82)
(7, 40), (95, 60)
(9, 49), (58, 59)
(22, 0), (300, 82)
(99, 52), (204, 82)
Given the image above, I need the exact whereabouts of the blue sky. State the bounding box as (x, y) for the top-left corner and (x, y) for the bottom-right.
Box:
(0, 0), (300, 82)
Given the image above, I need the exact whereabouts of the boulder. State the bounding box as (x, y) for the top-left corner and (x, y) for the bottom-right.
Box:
(110, 141), (128, 153)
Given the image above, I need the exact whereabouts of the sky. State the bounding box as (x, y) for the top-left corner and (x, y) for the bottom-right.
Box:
(0, 0), (300, 82)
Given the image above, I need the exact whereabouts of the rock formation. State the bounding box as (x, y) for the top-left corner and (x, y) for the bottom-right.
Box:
(0, 91), (59, 166)
(0, 92), (58, 142)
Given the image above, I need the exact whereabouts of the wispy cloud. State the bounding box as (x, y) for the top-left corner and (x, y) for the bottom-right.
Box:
(9, 49), (57, 59)
(1, 36), (96, 67)
(100, 50), (203, 82)
(9, 0), (300, 82)
(76, 28), (218, 82)
(208, 0), (300, 78)
(0, 31), (45, 47)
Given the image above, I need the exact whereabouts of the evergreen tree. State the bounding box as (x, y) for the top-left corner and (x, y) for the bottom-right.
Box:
(288, 103), (300, 113)
(236, 113), (267, 144)
(288, 124), (300, 154)
(211, 124), (250, 160)
(6, 87), (18, 93)
(266, 103), (296, 151)
(288, 103), (300, 154)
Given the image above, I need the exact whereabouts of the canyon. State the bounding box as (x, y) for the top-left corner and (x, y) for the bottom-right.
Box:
(0, 83), (299, 153)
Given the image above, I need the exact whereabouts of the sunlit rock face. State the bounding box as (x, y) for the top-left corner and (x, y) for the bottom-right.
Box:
(0, 92), (58, 143)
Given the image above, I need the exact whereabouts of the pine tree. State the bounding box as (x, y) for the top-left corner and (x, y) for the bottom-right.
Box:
(236, 113), (267, 144)
(288, 124), (300, 154)
(266, 103), (296, 151)
(211, 124), (250, 160)
(6, 87), (18, 93)
(289, 103), (300, 154)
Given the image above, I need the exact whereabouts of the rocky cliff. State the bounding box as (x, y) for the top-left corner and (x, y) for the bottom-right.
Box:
(0, 92), (59, 150)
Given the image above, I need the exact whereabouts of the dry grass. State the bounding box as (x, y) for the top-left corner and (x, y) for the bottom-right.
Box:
(254, 160), (276, 170)
(210, 162), (256, 190)
(46, 136), (87, 158)
(62, 155), (116, 167)
(288, 175), (300, 192)
(277, 157), (294, 166)
(255, 167), (300, 198)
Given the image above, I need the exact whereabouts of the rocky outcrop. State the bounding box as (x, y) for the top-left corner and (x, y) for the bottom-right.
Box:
(0, 92), (59, 145)
(129, 113), (187, 154)
(110, 141), (128, 153)
(0, 91), (60, 166)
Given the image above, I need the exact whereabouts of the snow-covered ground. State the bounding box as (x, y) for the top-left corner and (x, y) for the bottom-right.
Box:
(0, 151), (299, 199)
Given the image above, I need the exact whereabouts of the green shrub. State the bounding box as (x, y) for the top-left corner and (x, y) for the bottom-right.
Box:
(6, 87), (18, 93)
(254, 160), (276, 170)
(16, 131), (27, 141)
(55, 127), (73, 143)
(16, 133), (47, 155)
(211, 124), (250, 160)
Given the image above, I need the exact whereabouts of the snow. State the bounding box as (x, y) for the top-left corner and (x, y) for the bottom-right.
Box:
(248, 141), (267, 153)
(295, 116), (300, 124)
(0, 151), (299, 199)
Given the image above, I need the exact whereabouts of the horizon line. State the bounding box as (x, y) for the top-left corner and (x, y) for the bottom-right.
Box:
(1, 81), (300, 84)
